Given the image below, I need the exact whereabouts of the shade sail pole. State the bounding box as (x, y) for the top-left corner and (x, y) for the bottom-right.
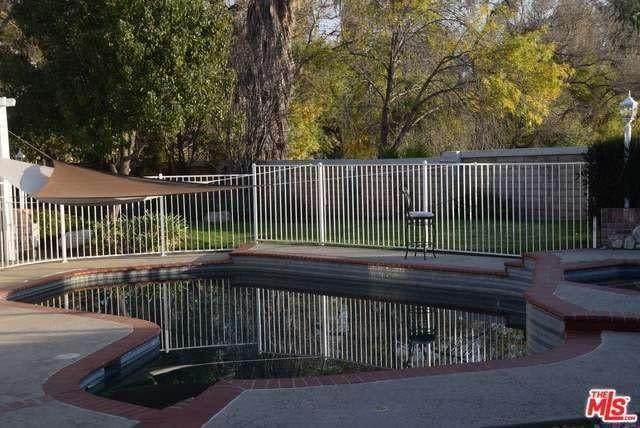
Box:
(59, 204), (67, 263)
(0, 97), (16, 263)
(159, 197), (166, 256)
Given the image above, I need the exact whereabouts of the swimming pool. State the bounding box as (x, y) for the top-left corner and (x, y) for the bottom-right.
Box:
(35, 274), (526, 408)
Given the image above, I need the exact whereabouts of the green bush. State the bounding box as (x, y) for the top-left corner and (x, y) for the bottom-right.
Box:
(36, 209), (81, 239)
(92, 211), (189, 254)
(626, 139), (640, 207)
(585, 137), (640, 216)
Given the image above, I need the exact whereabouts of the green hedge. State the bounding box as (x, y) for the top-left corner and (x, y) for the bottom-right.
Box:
(626, 138), (640, 207)
(586, 137), (640, 216)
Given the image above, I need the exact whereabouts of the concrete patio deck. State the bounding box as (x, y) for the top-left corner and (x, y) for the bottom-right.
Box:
(0, 247), (637, 427)
(0, 304), (136, 427)
(207, 331), (638, 428)
(0, 253), (228, 427)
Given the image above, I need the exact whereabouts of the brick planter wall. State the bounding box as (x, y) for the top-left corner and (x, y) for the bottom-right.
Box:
(600, 208), (640, 249)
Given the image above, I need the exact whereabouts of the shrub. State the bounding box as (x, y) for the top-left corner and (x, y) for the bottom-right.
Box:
(92, 211), (189, 254)
(36, 209), (81, 240)
(626, 139), (640, 207)
(585, 137), (639, 217)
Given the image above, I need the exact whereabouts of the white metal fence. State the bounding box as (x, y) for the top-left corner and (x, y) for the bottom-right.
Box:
(0, 173), (253, 269)
(0, 160), (591, 269)
(255, 161), (591, 256)
(150, 173), (253, 253)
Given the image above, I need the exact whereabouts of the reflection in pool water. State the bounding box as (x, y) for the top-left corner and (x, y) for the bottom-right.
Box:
(37, 276), (525, 408)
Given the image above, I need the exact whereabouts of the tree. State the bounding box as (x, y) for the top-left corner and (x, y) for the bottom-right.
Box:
(231, 0), (296, 165)
(287, 0), (351, 158)
(505, 0), (638, 148)
(339, 0), (572, 158)
(608, 0), (640, 33)
(11, 0), (233, 174)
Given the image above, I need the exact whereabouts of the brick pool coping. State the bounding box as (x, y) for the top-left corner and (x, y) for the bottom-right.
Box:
(0, 250), (637, 427)
(524, 253), (640, 333)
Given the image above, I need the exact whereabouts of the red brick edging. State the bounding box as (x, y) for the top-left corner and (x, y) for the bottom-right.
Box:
(524, 254), (640, 332)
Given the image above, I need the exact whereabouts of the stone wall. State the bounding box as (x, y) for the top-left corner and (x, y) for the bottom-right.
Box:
(600, 208), (640, 249)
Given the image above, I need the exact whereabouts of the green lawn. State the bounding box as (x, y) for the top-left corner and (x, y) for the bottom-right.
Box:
(181, 219), (591, 256)
(183, 224), (252, 251)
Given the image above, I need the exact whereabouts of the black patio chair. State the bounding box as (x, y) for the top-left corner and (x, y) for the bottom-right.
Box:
(402, 189), (436, 259)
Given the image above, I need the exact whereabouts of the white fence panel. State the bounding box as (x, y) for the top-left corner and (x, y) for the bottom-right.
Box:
(255, 162), (590, 256)
(0, 173), (253, 269)
(254, 165), (320, 243)
(424, 163), (589, 255)
(150, 174), (253, 254)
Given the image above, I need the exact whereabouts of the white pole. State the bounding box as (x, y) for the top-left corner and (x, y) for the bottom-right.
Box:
(252, 163), (258, 242)
(422, 160), (429, 244)
(0, 97), (16, 263)
(159, 197), (166, 256)
(59, 204), (67, 263)
(622, 91), (636, 209)
(317, 162), (326, 245)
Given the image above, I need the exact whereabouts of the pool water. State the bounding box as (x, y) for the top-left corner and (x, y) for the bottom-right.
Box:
(101, 347), (378, 409)
(566, 265), (640, 292)
(36, 275), (526, 408)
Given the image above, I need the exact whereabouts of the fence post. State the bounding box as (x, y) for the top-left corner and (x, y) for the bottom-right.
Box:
(422, 161), (429, 208)
(59, 204), (67, 263)
(317, 162), (326, 245)
(252, 163), (259, 243)
(156, 173), (167, 256)
(159, 197), (166, 256)
(0, 97), (16, 264)
(422, 161), (429, 244)
(592, 216), (598, 249)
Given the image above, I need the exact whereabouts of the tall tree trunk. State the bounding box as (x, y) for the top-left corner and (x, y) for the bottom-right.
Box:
(232, 0), (295, 166)
(108, 130), (137, 176)
(108, 130), (137, 220)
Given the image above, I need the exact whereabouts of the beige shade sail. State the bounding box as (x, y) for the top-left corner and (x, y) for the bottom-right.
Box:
(0, 159), (247, 205)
